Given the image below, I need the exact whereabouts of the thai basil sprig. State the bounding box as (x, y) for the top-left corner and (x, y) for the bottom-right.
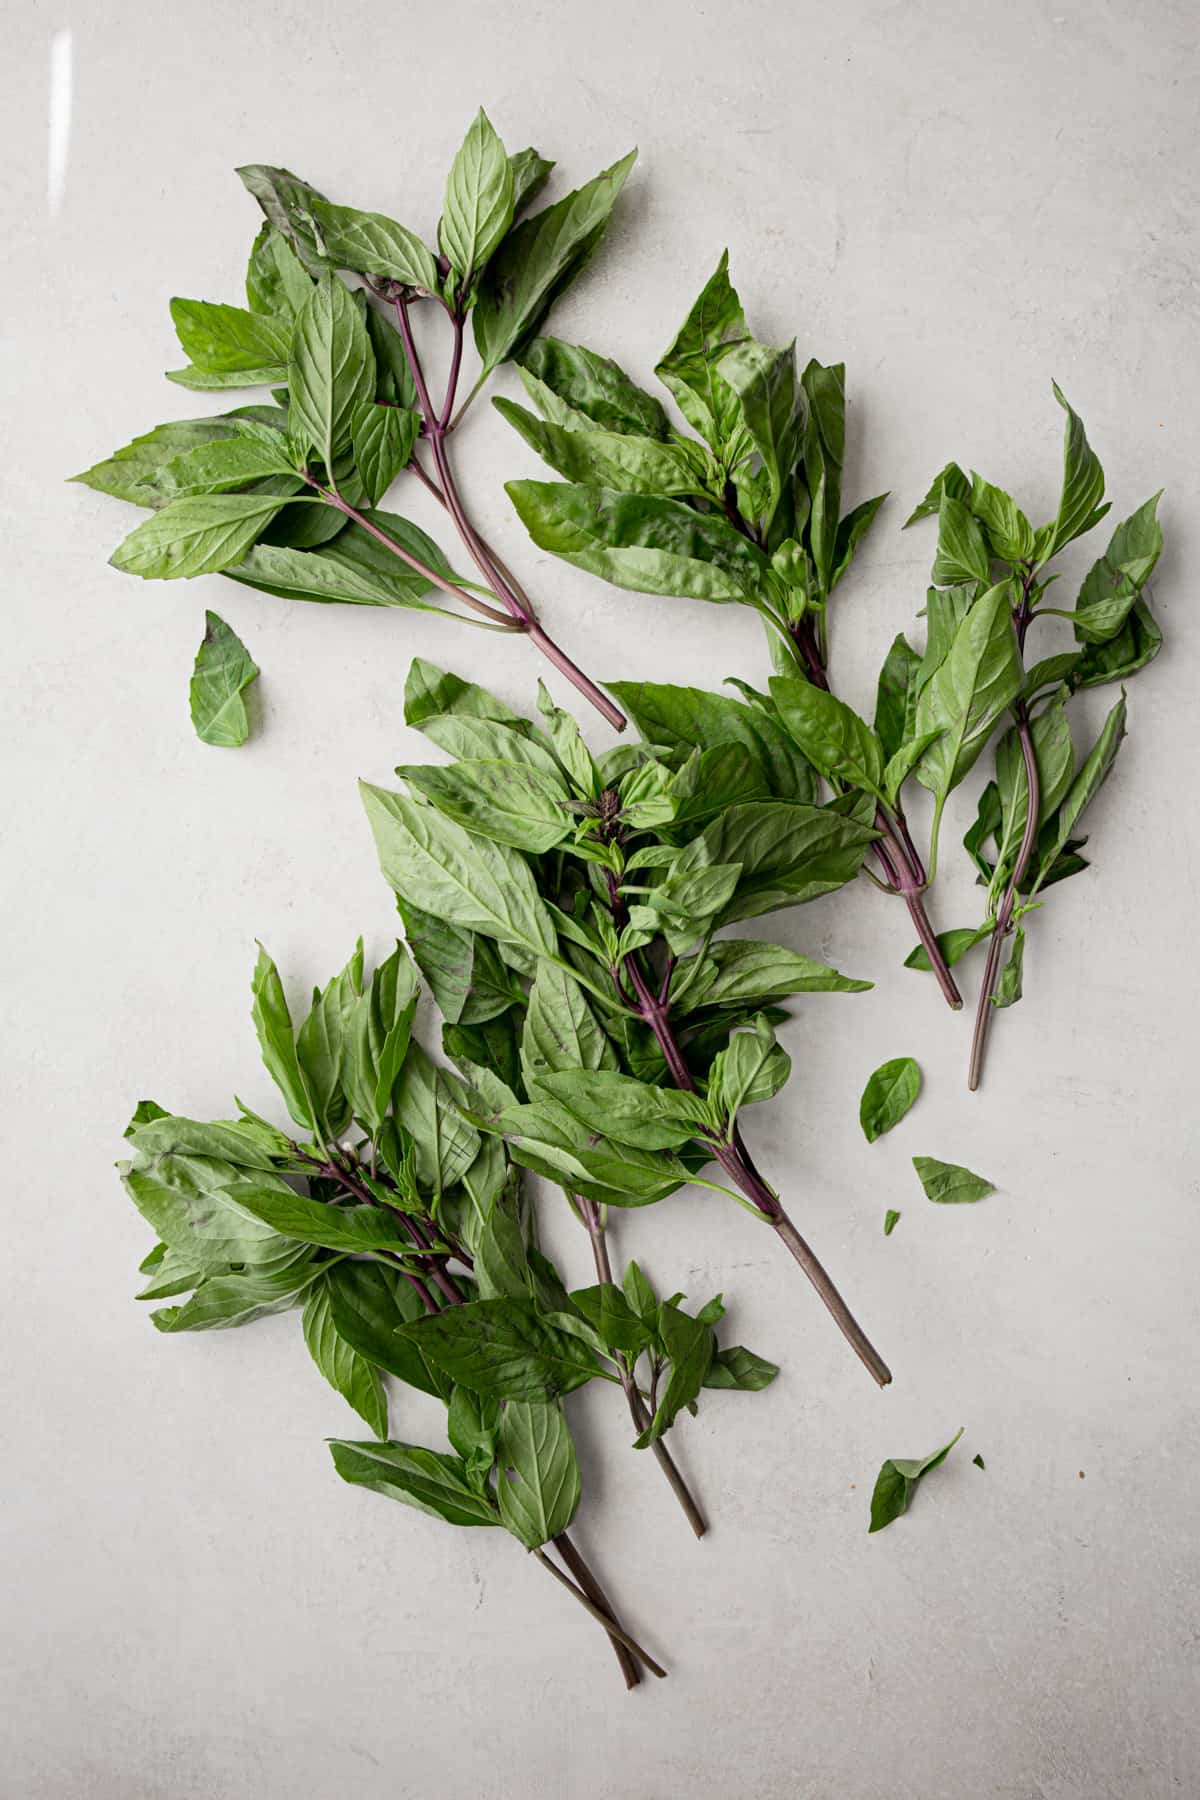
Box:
(903, 387), (1163, 1088)
(361, 658), (890, 1387)
(73, 111), (632, 729)
(495, 253), (965, 1007)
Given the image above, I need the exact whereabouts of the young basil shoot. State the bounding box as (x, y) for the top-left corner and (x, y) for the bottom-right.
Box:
(362, 658), (891, 1387)
(495, 253), (964, 1008)
(73, 111), (635, 730)
(905, 386), (1164, 1087)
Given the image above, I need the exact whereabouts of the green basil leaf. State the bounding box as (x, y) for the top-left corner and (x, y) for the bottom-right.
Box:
(719, 338), (801, 531)
(1072, 597), (1162, 687)
(343, 943), (420, 1133)
(992, 695), (1075, 884)
(495, 398), (712, 499)
(859, 1057), (921, 1143)
(520, 336), (671, 437)
(634, 1300), (714, 1448)
(329, 1440), (500, 1528)
(71, 415), (272, 508)
(400, 1296), (601, 1400)
(904, 461), (970, 528)
(397, 758), (572, 854)
(222, 1180), (419, 1251)
(608, 681), (819, 803)
(440, 108), (515, 287)
(307, 198), (440, 291)
(873, 634), (921, 760)
(702, 1344), (779, 1390)
(404, 657), (518, 726)
(229, 508), (456, 611)
(798, 357), (846, 585)
(158, 432), (297, 498)
(188, 610), (259, 747)
(237, 164), (334, 274)
(121, 1155), (296, 1275)
(522, 959), (617, 1087)
(361, 781), (558, 959)
(495, 1400), (581, 1547)
(1029, 693), (1126, 897)
(708, 1016), (790, 1120)
(883, 1210), (901, 1237)
(672, 800), (877, 922)
(509, 147), (555, 215)
(567, 1284), (653, 1358)
(869, 1428), (963, 1532)
(1071, 492), (1163, 644)
(249, 944), (316, 1129)
(165, 363), (289, 392)
(350, 400), (419, 505)
(1043, 383), (1107, 559)
(393, 1042), (480, 1192)
(325, 1259), (448, 1398)
(295, 942), (365, 1139)
(532, 1069), (707, 1151)
(912, 1157), (994, 1205)
(245, 222), (313, 321)
(110, 493), (286, 581)
(148, 1256), (322, 1332)
(288, 273), (375, 470)
(914, 582), (1022, 804)
(506, 480), (768, 604)
(672, 940), (870, 1013)
(968, 473), (1035, 563)
(770, 676), (885, 792)
(302, 1272), (387, 1437)
(903, 923), (993, 972)
(473, 150), (637, 375)
(992, 925), (1025, 1009)
(932, 492), (990, 586)
(169, 297), (291, 374)
(654, 250), (751, 455)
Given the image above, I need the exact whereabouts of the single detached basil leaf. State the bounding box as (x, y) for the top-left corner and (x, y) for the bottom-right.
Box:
(869, 1427), (963, 1532)
(110, 493), (287, 581)
(495, 1400), (581, 1548)
(302, 1273), (387, 1438)
(473, 150), (637, 376)
(329, 1440), (499, 1528)
(883, 1210), (900, 1236)
(440, 107), (515, 288)
(859, 1057), (921, 1143)
(912, 1156), (995, 1205)
(189, 610), (259, 747)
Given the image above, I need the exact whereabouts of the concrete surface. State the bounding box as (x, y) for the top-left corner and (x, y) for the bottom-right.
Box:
(4, 0), (1199, 1794)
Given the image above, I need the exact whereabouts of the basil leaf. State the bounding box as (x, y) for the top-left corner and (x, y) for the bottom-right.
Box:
(992, 925), (1025, 1009)
(230, 509), (457, 611)
(532, 1069), (707, 1151)
(393, 1042), (480, 1192)
(110, 493), (287, 581)
(869, 1428), (963, 1532)
(245, 223), (313, 321)
(288, 273), (375, 470)
(799, 358), (846, 586)
(149, 1257), (322, 1332)
(702, 1345), (779, 1391)
(440, 108), (515, 288)
(236, 164), (334, 275)
(506, 480), (769, 604)
(329, 1440), (500, 1528)
(188, 611), (259, 747)
(350, 400), (419, 505)
(157, 427), (297, 498)
(71, 415), (272, 508)
(325, 1259), (448, 1399)
(473, 150), (637, 375)
(903, 922), (993, 972)
(222, 1183), (417, 1252)
(249, 944), (316, 1130)
(1043, 383), (1107, 558)
(520, 336), (671, 437)
(672, 800), (877, 922)
(307, 198), (440, 291)
(361, 781), (558, 959)
(567, 1284), (653, 1358)
(912, 1157), (994, 1205)
(608, 681), (819, 803)
(400, 1296), (602, 1401)
(992, 696), (1075, 884)
(634, 1300), (714, 1448)
(709, 1016), (790, 1120)
(720, 338), (801, 530)
(121, 1156), (295, 1274)
(770, 676), (885, 792)
(169, 298), (291, 375)
(397, 758), (572, 853)
(509, 147), (555, 215)
(496, 398), (712, 499)
(522, 959), (617, 1086)
(1071, 492), (1163, 644)
(495, 1401), (581, 1547)
(672, 940), (870, 1013)
(302, 1272), (387, 1437)
(968, 473), (1035, 563)
(932, 492), (990, 587)
(655, 250), (751, 455)
(295, 942), (365, 1139)
(904, 460), (969, 527)
(914, 582), (1022, 806)
(1029, 693), (1126, 897)
(883, 1210), (900, 1237)
(342, 943), (419, 1133)
(873, 634), (921, 759)
(859, 1057), (921, 1143)
(1072, 597), (1162, 687)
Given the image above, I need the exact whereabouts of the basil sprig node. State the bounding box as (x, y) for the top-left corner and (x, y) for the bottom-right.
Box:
(120, 940), (780, 1688)
(73, 110), (635, 730)
(904, 390), (1163, 1088)
(361, 658), (889, 1388)
(496, 253), (964, 1009)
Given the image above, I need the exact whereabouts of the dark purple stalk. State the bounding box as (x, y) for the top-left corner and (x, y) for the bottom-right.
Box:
(576, 1194), (707, 1537)
(389, 296), (626, 732)
(614, 928), (891, 1388)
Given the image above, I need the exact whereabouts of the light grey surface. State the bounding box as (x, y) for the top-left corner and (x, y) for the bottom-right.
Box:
(4, 0), (1199, 1794)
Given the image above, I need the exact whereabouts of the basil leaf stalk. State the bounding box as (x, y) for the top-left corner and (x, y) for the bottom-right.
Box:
(496, 254), (963, 1009)
(365, 660), (890, 1388)
(73, 112), (636, 731)
(906, 387), (1163, 1088)
(119, 939), (682, 1688)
